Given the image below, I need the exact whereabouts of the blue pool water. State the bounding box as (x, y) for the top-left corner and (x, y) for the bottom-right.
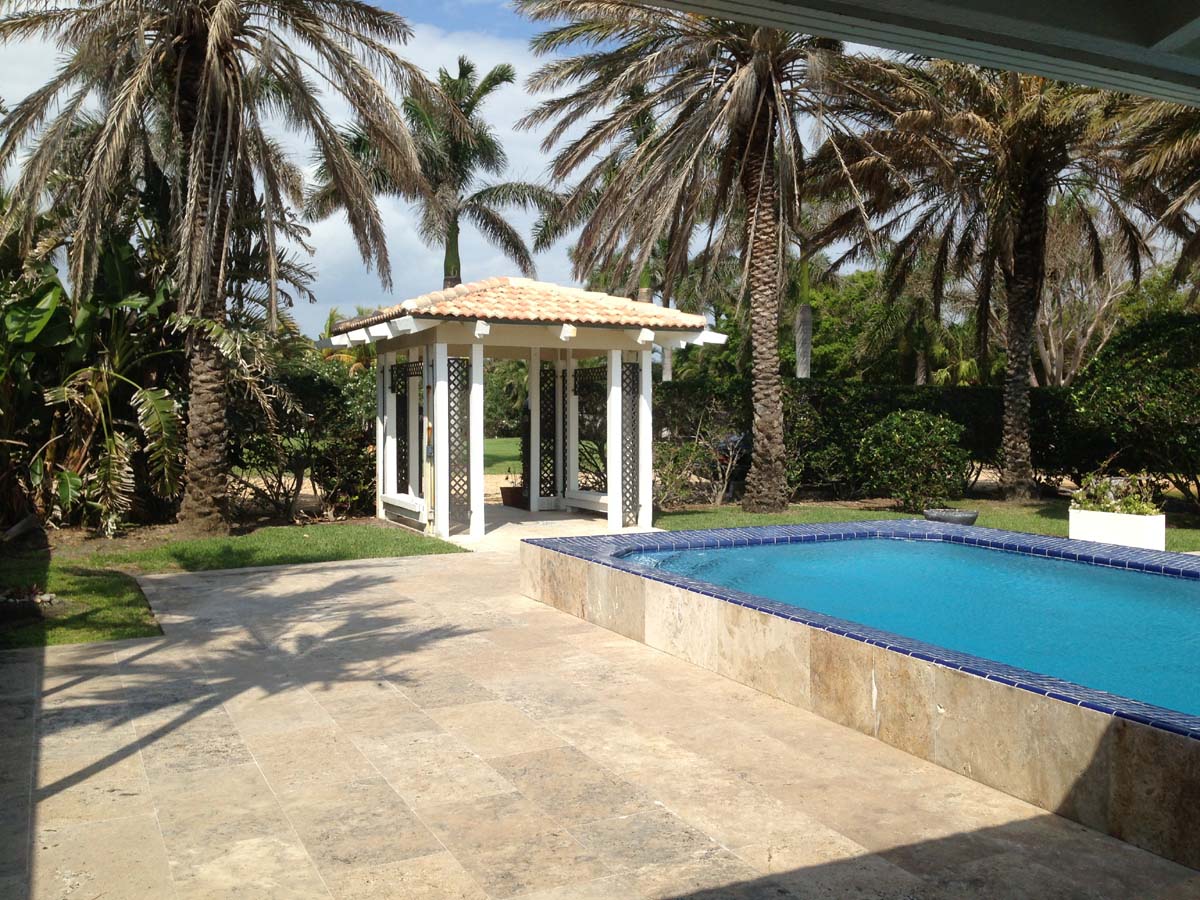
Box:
(629, 539), (1200, 716)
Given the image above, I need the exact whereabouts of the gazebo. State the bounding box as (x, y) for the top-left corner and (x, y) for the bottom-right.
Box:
(326, 277), (727, 539)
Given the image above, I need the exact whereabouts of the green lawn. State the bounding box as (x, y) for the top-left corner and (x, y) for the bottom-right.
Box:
(0, 524), (462, 649)
(485, 436), (522, 475)
(655, 497), (1200, 553)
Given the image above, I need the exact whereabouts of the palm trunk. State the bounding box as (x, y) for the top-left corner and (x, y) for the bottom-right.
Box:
(179, 291), (229, 531)
(444, 217), (462, 289)
(975, 250), (995, 380)
(1000, 176), (1051, 501)
(740, 116), (788, 513)
(176, 35), (229, 533)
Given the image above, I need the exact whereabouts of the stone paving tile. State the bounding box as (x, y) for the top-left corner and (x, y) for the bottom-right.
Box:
(629, 849), (784, 900)
(419, 791), (564, 856)
(428, 700), (566, 759)
(136, 707), (254, 776)
(392, 669), (497, 709)
(322, 851), (487, 900)
(570, 808), (723, 872)
(509, 875), (643, 900)
(246, 724), (373, 793)
(34, 752), (153, 827)
(278, 776), (442, 875)
(7, 552), (1200, 900)
(489, 746), (652, 826)
(354, 730), (513, 808)
(31, 814), (173, 900)
(453, 830), (609, 899)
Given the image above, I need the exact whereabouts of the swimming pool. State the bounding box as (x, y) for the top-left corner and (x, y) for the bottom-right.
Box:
(521, 521), (1200, 868)
(628, 539), (1200, 717)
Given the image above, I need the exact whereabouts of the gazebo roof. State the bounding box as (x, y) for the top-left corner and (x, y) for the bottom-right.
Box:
(330, 276), (709, 335)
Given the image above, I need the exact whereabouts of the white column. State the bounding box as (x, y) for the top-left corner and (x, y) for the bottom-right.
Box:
(566, 354), (579, 498)
(382, 352), (397, 497)
(432, 342), (450, 538)
(528, 348), (541, 513)
(469, 342), (485, 539)
(375, 357), (385, 519)
(606, 349), (623, 531)
(554, 355), (565, 501)
(407, 353), (420, 496)
(638, 349), (653, 529)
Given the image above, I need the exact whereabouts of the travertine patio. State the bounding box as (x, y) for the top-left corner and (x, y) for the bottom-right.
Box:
(3, 549), (1198, 899)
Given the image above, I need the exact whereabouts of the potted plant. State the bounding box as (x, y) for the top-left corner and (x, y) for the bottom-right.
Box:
(1069, 470), (1166, 550)
(500, 467), (526, 509)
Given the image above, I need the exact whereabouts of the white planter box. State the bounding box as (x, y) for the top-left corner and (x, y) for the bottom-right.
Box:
(1068, 508), (1166, 551)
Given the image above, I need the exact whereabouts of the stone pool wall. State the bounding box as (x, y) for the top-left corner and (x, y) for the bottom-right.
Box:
(519, 528), (1200, 870)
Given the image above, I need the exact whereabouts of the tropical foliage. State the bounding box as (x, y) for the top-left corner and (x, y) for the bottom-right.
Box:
(519, 0), (843, 513)
(310, 55), (557, 288)
(0, 0), (429, 532)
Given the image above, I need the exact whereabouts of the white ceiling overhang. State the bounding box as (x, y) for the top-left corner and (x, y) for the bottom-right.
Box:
(654, 0), (1200, 105)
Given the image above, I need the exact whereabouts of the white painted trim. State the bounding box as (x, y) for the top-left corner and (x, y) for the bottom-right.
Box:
(393, 316), (440, 335)
(528, 348), (541, 513)
(474, 320), (491, 339)
(554, 323), (577, 341)
(381, 492), (426, 515)
(638, 349), (653, 529)
(346, 329), (371, 345)
(630, 328), (655, 345)
(565, 489), (608, 513)
(469, 342), (485, 540)
(375, 358), (385, 520)
(606, 349), (623, 531)
(383, 351), (397, 497)
(432, 342), (450, 539)
(566, 355), (579, 494)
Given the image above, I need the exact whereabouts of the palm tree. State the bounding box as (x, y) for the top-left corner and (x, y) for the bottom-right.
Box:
(812, 60), (1153, 498)
(517, 0), (841, 512)
(311, 56), (556, 289)
(0, 0), (430, 532)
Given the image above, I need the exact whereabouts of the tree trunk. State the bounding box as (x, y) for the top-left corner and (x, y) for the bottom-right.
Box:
(176, 34), (229, 534)
(443, 217), (462, 289)
(1000, 177), (1051, 501)
(914, 348), (928, 385)
(178, 290), (229, 532)
(740, 116), (788, 513)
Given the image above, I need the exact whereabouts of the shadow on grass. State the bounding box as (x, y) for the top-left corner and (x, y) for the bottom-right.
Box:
(0, 557), (160, 649)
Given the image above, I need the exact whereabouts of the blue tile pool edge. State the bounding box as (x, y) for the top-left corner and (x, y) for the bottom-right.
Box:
(524, 520), (1200, 741)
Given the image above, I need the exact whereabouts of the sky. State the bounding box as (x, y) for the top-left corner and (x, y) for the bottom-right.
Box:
(0, 1), (576, 337)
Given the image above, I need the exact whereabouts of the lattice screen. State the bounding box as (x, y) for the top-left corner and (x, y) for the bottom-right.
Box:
(447, 357), (470, 525)
(621, 362), (639, 526)
(560, 369), (568, 495)
(390, 361), (422, 495)
(572, 365), (607, 492)
(539, 362), (557, 499)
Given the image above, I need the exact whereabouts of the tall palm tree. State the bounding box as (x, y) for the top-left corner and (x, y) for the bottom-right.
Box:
(0, 0), (430, 532)
(311, 56), (556, 289)
(812, 60), (1153, 498)
(517, 0), (841, 512)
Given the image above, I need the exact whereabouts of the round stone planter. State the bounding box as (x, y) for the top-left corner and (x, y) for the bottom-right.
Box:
(923, 508), (979, 526)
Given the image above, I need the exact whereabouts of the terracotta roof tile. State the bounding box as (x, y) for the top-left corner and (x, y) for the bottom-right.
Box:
(330, 276), (709, 335)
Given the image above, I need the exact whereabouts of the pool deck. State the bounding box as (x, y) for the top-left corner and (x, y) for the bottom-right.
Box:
(2, 549), (1198, 899)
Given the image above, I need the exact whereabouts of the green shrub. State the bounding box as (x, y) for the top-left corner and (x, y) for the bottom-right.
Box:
(856, 411), (969, 512)
(1071, 470), (1162, 515)
(1073, 313), (1200, 510)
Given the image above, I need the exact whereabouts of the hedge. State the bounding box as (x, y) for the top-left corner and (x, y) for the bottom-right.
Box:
(655, 376), (1114, 498)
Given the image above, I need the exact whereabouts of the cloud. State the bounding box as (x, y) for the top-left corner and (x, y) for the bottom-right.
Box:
(0, 20), (578, 337)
